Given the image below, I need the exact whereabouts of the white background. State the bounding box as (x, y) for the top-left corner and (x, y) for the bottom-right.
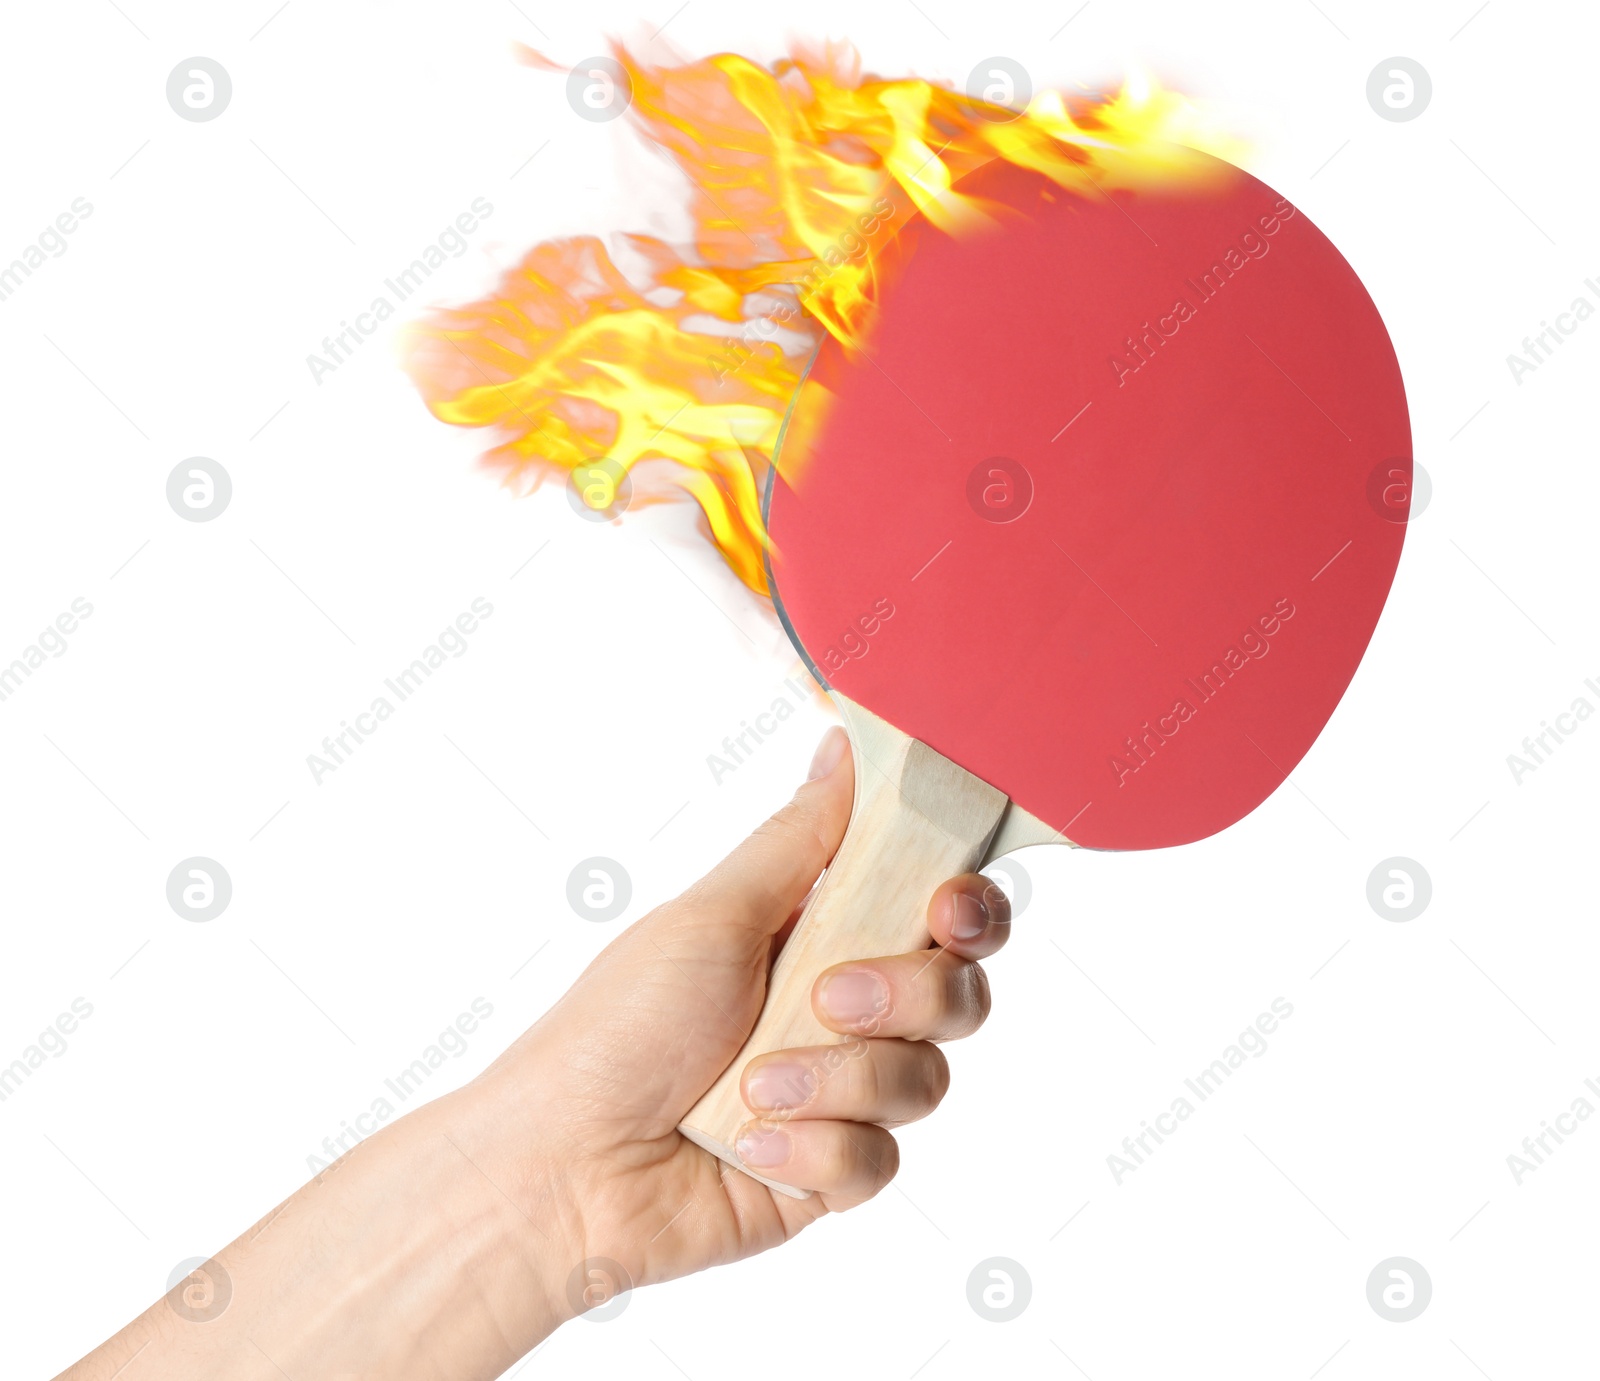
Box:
(1, 1), (1595, 1377)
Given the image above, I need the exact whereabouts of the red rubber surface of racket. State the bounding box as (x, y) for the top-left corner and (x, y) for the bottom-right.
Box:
(767, 148), (1411, 850)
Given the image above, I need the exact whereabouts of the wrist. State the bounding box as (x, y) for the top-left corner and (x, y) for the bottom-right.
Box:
(203, 1092), (576, 1379)
(397, 1087), (581, 1347)
(246, 1098), (573, 1377)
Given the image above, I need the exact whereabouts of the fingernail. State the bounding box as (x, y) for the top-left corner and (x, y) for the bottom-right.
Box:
(746, 1061), (816, 1111)
(735, 1126), (791, 1168)
(951, 890), (989, 942)
(818, 970), (888, 1026)
(807, 727), (848, 781)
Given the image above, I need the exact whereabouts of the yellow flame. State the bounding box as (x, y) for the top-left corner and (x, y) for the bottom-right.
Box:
(403, 44), (1242, 594)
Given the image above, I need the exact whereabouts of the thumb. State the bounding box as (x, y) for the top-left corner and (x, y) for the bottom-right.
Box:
(672, 726), (854, 943)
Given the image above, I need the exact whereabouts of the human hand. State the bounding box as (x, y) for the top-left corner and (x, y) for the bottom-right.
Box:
(458, 722), (1013, 1304)
(62, 726), (1011, 1381)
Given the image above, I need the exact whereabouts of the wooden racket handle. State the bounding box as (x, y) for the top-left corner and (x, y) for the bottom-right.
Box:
(678, 693), (1008, 1197)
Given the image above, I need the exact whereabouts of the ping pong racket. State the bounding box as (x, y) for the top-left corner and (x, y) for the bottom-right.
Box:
(678, 144), (1411, 1195)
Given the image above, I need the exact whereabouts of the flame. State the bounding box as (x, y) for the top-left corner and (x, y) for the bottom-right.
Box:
(403, 44), (1242, 594)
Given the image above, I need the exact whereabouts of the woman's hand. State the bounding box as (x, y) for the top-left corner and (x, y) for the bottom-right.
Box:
(464, 725), (1012, 1289)
(63, 727), (1011, 1381)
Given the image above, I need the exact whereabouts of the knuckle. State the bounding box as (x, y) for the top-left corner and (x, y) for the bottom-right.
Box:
(853, 1043), (883, 1111)
(957, 961), (992, 1031)
(919, 1045), (951, 1109)
(660, 891), (713, 931)
(972, 963), (992, 1019)
(762, 793), (832, 861)
(820, 1128), (858, 1187)
(866, 1129), (900, 1192)
(864, 1049), (889, 1113)
(934, 960), (985, 1036)
(822, 1125), (898, 1200)
(669, 878), (747, 935)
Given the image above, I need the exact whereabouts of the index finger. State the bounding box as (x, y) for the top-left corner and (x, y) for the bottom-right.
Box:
(925, 872), (1012, 960)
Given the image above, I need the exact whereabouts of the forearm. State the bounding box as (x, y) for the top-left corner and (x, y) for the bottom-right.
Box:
(60, 1091), (574, 1381)
(58, 738), (1004, 1375)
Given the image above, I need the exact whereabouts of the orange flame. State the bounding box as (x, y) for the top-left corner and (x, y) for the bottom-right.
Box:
(403, 44), (1241, 594)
